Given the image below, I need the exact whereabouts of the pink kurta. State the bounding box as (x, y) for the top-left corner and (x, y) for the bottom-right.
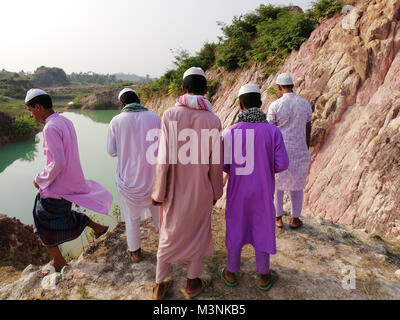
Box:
(152, 105), (223, 265)
(35, 113), (112, 214)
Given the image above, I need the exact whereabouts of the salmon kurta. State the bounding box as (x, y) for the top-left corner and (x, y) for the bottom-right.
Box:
(152, 104), (223, 265)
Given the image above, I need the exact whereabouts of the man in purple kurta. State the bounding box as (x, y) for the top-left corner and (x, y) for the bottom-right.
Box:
(26, 89), (112, 275)
(222, 84), (289, 290)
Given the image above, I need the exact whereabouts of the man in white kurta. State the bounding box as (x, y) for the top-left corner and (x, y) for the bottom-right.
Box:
(267, 73), (312, 229)
(107, 88), (161, 261)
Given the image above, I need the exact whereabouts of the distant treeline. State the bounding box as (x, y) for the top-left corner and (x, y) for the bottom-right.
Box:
(139, 0), (345, 99)
(0, 67), (153, 99)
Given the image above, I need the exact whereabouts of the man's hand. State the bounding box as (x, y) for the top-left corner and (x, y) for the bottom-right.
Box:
(33, 180), (39, 189)
(152, 198), (163, 207)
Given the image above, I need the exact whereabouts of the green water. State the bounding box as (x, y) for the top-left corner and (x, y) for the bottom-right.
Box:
(0, 110), (121, 257)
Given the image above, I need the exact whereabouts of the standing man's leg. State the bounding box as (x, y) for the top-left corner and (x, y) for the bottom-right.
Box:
(125, 212), (142, 261)
(255, 250), (273, 288)
(274, 190), (285, 228)
(149, 205), (160, 232)
(222, 247), (241, 285)
(119, 195), (143, 261)
(152, 259), (172, 300)
(289, 190), (304, 229)
(186, 258), (204, 292)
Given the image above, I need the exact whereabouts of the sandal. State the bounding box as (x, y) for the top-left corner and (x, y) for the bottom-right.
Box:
(152, 278), (172, 300)
(257, 270), (278, 291)
(126, 248), (143, 262)
(181, 274), (212, 300)
(289, 218), (303, 229)
(220, 266), (238, 287)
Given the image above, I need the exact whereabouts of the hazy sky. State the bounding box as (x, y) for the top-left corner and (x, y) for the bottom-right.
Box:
(1, 0), (313, 77)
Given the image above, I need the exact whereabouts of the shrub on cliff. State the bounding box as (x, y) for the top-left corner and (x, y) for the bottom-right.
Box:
(308, 0), (344, 23)
(142, 0), (344, 98)
(12, 114), (37, 137)
(248, 9), (315, 65)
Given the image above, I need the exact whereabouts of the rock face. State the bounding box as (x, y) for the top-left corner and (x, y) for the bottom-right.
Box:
(78, 85), (139, 110)
(0, 214), (51, 270)
(147, 0), (400, 239)
(0, 112), (14, 145)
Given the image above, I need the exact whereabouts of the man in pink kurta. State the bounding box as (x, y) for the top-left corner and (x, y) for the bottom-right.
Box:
(26, 89), (112, 274)
(151, 68), (223, 300)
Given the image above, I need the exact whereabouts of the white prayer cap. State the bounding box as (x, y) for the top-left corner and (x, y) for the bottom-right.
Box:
(25, 89), (48, 103)
(276, 73), (294, 86)
(183, 67), (206, 80)
(238, 84), (261, 97)
(118, 88), (137, 101)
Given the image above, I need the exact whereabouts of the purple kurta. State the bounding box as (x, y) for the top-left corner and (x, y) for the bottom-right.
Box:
(35, 113), (112, 215)
(222, 122), (289, 254)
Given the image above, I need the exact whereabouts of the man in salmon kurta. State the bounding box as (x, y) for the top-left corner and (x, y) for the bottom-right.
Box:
(151, 67), (223, 300)
(221, 84), (289, 291)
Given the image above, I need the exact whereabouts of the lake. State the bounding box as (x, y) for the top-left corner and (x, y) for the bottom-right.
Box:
(0, 110), (121, 257)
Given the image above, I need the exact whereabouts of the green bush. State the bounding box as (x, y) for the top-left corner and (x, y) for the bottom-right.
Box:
(12, 114), (37, 136)
(142, 0), (344, 98)
(307, 0), (344, 23)
(249, 9), (315, 63)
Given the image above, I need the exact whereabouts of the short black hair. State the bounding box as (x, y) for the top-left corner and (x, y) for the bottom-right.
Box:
(182, 75), (207, 95)
(26, 94), (53, 109)
(281, 84), (294, 90)
(120, 91), (140, 105)
(239, 92), (262, 109)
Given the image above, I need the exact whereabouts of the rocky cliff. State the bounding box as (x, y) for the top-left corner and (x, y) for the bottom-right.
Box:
(0, 215), (50, 270)
(147, 0), (400, 239)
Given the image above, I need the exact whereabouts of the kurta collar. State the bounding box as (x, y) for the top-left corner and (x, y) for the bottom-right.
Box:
(283, 92), (296, 97)
(45, 112), (59, 123)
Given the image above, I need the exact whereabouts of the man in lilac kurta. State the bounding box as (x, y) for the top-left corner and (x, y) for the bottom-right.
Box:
(26, 89), (112, 274)
(222, 84), (289, 290)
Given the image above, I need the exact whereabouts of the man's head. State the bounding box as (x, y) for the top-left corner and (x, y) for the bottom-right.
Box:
(276, 73), (294, 97)
(182, 67), (207, 96)
(238, 84), (262, 110)
(25, 89), (53, 122)
(118, 88), (140, 107)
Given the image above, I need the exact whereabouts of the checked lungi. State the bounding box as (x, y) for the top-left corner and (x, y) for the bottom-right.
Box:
(32, 193), (91, 247)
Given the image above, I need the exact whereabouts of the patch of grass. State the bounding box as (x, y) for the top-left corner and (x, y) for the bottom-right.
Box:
(78, 285), (89, 299)
(266, 87), (279, 99)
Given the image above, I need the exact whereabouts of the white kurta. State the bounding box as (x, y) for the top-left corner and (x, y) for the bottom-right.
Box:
(267, 92), (312, 191)
(107, 110), (161, 222)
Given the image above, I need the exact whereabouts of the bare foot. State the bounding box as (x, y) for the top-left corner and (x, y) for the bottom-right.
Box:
(94, 225), (109, 239)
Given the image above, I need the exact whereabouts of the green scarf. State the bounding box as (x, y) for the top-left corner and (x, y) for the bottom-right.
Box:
(121, 103), (148, 113)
